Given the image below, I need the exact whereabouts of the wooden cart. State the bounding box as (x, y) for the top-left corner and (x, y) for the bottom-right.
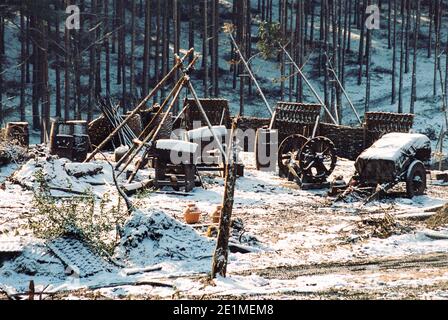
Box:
(350, 132), (431, 200)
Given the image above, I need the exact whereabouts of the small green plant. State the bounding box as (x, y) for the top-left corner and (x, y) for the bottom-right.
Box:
(28, 170), (128, 255)
(257, 22), (285, 59)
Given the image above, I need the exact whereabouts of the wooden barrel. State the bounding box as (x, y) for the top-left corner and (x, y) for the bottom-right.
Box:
(50, 121), (73, 160)
(255, 127), (278, 171)
(49, 119), (63, 154)
(49, 120), (89, 162)
(6, 122), (29, 147)
(67, 121), (90, 162)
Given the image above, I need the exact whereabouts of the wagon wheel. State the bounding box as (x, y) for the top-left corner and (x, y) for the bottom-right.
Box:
(278, 134), (308, 178)
(299, 136), (337, 181)
(406, 160), (427, 198)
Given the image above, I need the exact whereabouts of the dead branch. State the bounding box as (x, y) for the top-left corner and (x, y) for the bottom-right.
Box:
(98, 151), (135, 213)
(86, 280), (173, 291)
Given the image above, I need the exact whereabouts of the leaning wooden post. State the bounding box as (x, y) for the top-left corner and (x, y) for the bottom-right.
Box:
(126, 76), (188, 183)
(224, 23), (273, 116)
(211, 118), (239, 278)
(279, 43), (340, 125)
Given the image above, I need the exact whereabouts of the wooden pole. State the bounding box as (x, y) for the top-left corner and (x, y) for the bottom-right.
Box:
(115, 75), (188, 172)
(186, 79), (228, 163)
(85, 48), (194, 162)
(325, 53), (362, 125)
(126, 76), (188, 183)
(228, 32), (273, 115)
(211, 118), (239, 278)
(280, 44), (339, 125)
(116, 55), (200, 173)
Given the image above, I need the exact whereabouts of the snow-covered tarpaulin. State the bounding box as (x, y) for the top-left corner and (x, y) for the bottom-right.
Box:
(355, 133), (431, 183)
(185, 125), (228, 141)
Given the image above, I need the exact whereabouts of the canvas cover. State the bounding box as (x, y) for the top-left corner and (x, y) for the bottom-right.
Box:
(355, 133), (431, 183)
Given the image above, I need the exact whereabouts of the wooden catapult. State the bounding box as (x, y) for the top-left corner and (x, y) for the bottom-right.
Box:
(86, 49), (229, 192)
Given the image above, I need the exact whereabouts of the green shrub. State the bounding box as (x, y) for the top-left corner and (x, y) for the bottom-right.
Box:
(28, 170), (128, 255)
(257, 22), (285, 59)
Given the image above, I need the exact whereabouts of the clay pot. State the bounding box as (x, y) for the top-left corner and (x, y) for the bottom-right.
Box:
(184, 203), (201, 224)
(211, 205), (222, 224)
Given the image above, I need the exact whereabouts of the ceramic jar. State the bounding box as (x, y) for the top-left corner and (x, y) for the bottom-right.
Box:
(211, 205), (222, 224)
(184, 203), (201, 224)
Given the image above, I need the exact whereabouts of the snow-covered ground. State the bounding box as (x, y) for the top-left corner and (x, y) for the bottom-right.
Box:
(1, 2), (448, 300)
(1, 150), (448, 300)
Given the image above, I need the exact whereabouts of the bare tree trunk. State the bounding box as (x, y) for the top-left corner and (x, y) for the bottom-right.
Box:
(446, 32), (448, 111)
(310, 1), (315, 45)
(161, 0), (169, 98)
(203, 0), (209, 97)
(64, 1), (71, 121)
(398, 0), (405, 113)
(173, 0), (180, 113)
(365, 0), (372, 113)
(211, 119), (239, 279)
(433, 0), (441, 98)
(297, 0), (304, 102)
(24, 16), (30, 85)
(40, 20), (50, 143)
(246, 0), (252, 97)
(31, 15), (41, 130)
(142, 0), (151, 97)
(154, 0), (161, 103)
(357, 0), (365, 86)
(428, 0), (433, 58)
(347, 0), (352, 52)
(0, 16), (3, 125)
(121, 0), (127, 111)
(404, 0), (411, 73)
(341, 0), (349, 87)
(130, 0), (136, 103)
(211, 0), (219, 97)
(116, 0), (122, 85)
(324, 0), (330, 109)
(105, 0), (111, 94)
(74, 31), (82, 119)
(279, 0), (286, 101)
(388, 0), (392, 48)
(189, 2), (195, 63)
(410, 0), (420, 114)
(88, 0), (98, 122)
(391, 0), (397, 104)
(95, 0), (102, 97)
(20, 11), (26, 121)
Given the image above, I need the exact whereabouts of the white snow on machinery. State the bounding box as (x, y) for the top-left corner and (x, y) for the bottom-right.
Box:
(341, 133), (432, 202)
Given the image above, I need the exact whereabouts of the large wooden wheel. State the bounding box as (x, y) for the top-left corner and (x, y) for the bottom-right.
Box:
(299, 136), (337, 182)
(278, 134), (308, 178)
(405, 160), (426, 198)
